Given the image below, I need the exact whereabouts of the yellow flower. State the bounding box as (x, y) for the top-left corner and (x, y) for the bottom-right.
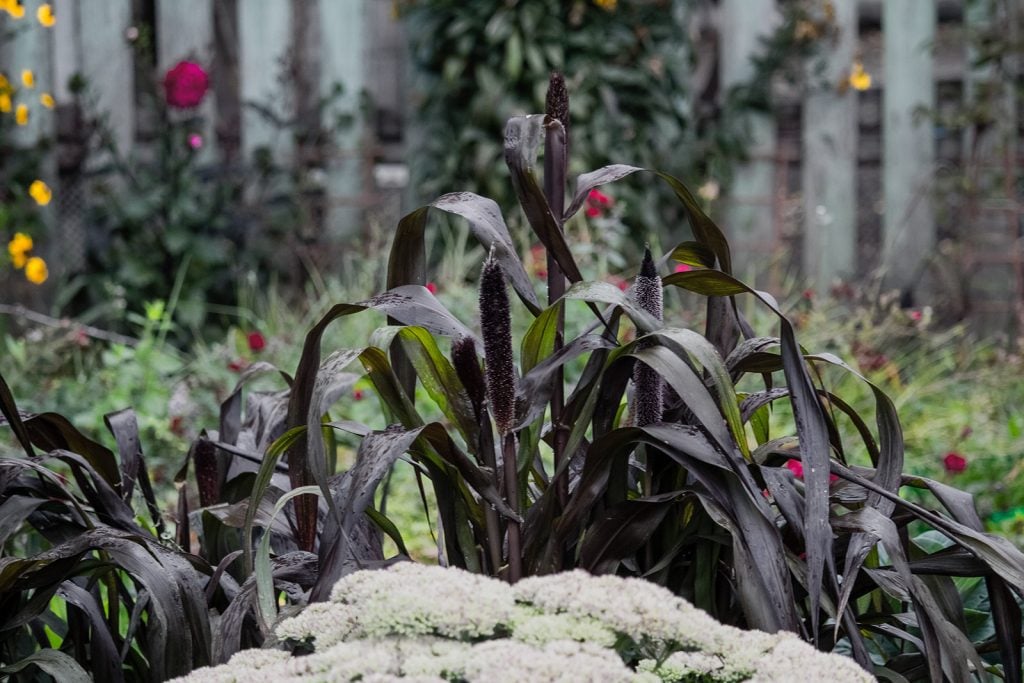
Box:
(15, 103), (28, 126)
(0, 93), (11, 113)
(593, 0), (616, 10)
(25, 256), (48, 284)
(849, 61), (871, 91)
(8, 232), (32, 254)
(40, 92), (54, 109)
(37, 3), (54, 27)
(8, 232), (33, 267)
(3, 0), (25, 19)
(29, 180), (52, 206)
(21, 69), (34, 89)
(0, 72), (9, 90)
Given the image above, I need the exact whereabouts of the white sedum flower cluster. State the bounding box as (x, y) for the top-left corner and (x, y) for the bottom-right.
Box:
(172, 564), (873, 683)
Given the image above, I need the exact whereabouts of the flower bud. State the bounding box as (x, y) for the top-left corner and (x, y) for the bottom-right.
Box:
(545, 72), (569, 139)
(480, 251), (516, 435)
(633, 247), (664, 427)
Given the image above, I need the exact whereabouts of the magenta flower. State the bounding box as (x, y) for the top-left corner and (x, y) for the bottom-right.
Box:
(584, 188), (612, 218)
(943, 452), (967, 474)
(786, 458), (839, 484)
(163, 61), (209, 109)
(247, 331), (266, 353)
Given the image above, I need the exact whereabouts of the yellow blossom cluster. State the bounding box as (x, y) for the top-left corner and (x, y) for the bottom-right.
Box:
(4, 181), (53, 284)
(849, 60), (871, 91)
(0, 2), (56, 126)
(2, 4), (57, 287)
(7, 232), (48, 284)
(593, 0), (617, 11)
(1, 1), (55, 24)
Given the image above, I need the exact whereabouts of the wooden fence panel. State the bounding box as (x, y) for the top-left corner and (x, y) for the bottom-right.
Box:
(237, 0), (292, 162)
(719, 0), (780, 281)
(318, 0), (367, 242)
(882, 0), (937, 298)
(802, 1), (858, 293)
(77, 0), (135, 159)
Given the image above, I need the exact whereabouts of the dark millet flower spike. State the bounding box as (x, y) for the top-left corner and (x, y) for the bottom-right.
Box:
(545, 71), (570, 140)
(480, 249), (516, 435)
(633, 247), (664, 427)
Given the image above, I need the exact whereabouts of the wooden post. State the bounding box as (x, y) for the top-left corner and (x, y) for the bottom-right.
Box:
(156, 0), (216, 163)
(802, 1), (858, 293)
(78, 0), (135, 158)
(719, 0), (779, 281)
(317, 0), (367, 243)
(882, 0), (936, 298)
(237, 1), (292, 163)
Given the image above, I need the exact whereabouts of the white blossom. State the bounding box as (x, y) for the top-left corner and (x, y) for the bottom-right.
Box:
(172, 564), (873, 683)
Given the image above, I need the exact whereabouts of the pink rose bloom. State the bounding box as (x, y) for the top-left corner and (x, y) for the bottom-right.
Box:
(164, 61), (209, 109)
(943, 452), (967, 474)
(187, 133), (203, 150)
(247, 331), (266, 352)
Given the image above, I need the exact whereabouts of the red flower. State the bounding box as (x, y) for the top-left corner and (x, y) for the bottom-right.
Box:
(786, 459), (803, 478)
(908, 309), (922, 322)
(674, 263), (692, 273)
(227, 359), (247, 373)
(786, 458), (839, 484)
(163, 61), (209, 109)
(802, 288), (814, 301)
(353, 388), (364, 401)
(169, 415), (185, 437)
(426, 282), (438, 295)
(247, 331), (266, 352)
(584, 189), (613, 218)
(943, 452), (967, 474)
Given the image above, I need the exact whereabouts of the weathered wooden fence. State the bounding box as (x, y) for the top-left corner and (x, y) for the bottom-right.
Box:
(1, 0), (405, 294)
(3, 0), (1022, 334)
(722, 0), (1022, 336)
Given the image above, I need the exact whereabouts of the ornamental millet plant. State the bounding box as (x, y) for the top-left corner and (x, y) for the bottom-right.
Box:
(2, 72), (1024, 682)
(480, 249), (522, 581)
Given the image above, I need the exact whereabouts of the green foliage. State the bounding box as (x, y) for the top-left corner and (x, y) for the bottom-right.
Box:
(399, 0), (834, 250)
(69, 47), (354, 340)
(269, 108), (1022, 679)
(402, 0), (701, 237)
(750, 288), (1024, 548)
